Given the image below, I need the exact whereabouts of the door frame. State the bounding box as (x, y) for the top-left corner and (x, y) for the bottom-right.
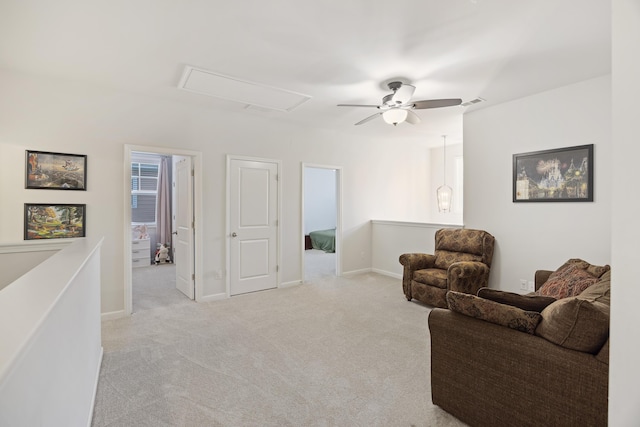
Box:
(301, 163), (343, 282)
(226, 154), (282, 297)
(123, 144), (204, 315)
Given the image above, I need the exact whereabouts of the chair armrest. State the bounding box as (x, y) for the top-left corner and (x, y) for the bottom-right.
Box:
(447, 261), (490, 294)
(399, 253), (435, 270)
(399, 253), (436, 300)
(534, 270), (554, 291)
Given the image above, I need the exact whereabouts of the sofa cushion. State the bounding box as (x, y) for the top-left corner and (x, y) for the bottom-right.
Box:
(446, 291), (541, 334)
(580, 270), (611, 305)
(434, 250), (482, 270)
(538, 264), (598, 299)
(535, 296), (610, 354)
(477, 288), (556, 312)
(413, 268), (448, 288)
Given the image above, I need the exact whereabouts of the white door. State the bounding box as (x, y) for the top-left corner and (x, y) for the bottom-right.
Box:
(175, 157), (195, 299)
(229, 158), (279, 296)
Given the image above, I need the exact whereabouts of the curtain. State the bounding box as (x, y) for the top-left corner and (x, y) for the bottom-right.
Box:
(156, 157), (172, 251)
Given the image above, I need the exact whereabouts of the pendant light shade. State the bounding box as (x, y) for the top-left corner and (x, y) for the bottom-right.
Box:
(382, 109), (408, 126)
(437, 135), (453, 213)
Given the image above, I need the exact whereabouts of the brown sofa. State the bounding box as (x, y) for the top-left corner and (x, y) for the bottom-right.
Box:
(428, 261), (610, 427)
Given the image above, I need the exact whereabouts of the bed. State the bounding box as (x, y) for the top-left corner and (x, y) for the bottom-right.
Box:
(309, 228), (335, 253)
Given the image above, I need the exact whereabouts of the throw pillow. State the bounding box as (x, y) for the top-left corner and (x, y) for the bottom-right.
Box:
(538, 264), (598, 299)
(477, 288), (556, 312)
(446, 291), (541, 334)
(557, 258), (610, 279)
(536, 297), (610, 353)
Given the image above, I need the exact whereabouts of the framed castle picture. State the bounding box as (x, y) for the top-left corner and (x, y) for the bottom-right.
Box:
(26, 150), (87, 190)
(24, 203), (86, 240)
(513, 144), (593, 202)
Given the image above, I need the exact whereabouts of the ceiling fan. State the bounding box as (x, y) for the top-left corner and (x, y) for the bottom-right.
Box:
(338, 81), (462, 126)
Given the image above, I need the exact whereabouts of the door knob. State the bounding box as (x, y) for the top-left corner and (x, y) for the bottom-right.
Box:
(231, 232), (237, 237)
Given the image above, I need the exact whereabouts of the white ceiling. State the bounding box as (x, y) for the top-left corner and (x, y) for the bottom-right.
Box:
(0, 1), (611, 146)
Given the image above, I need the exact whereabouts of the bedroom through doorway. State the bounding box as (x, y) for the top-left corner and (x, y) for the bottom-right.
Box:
(302, 164), (342, 282)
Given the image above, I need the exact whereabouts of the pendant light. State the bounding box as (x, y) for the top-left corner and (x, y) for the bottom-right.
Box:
(437, 135), (452, 213)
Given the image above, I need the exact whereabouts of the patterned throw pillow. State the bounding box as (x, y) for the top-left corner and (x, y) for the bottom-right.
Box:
(446, 291), (541, 334)
(538, 264), (598, 299)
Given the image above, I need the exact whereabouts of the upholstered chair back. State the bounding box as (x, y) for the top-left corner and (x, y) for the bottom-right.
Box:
(433, 228), (495, 270)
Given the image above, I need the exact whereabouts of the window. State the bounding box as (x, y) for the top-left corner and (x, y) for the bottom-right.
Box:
(131, 162), (159, 223)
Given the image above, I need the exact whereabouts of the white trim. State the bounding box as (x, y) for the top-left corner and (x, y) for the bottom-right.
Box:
(301, 163), (343, 283)
(280, 280), (302, 288)
(370, 220), (463, 228)
(123, 145), (204, 315)
(226, 155), (282, 298)
(196, 292), (228, 303)
(0, 240), (72, 254)
(371, 268), (402, 279)
(100, 310), (127, 320)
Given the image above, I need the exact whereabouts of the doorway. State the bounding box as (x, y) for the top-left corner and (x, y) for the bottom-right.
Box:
(302, 164), (342, 282)
(123, 145), (203, 315)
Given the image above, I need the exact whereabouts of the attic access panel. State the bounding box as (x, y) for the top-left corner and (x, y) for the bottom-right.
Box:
(178, 66), (311, 112)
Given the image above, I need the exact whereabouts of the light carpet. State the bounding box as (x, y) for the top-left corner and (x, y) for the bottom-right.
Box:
(92, 273), (467, 427)
(133, 264), (191, 313)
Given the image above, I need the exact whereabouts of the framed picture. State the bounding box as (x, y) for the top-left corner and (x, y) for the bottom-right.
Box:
(513, 144), (594, 202)
(24, 203), (86, 240)
(26, 150), (87, 190)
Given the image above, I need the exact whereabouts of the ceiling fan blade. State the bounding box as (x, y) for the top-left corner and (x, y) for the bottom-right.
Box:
(337, 104), (380, 108)
(354, 112), (382, 125)
(391, 84), (415, 104)
(412, 98), (463, 109)
(405, 110), (421, 125)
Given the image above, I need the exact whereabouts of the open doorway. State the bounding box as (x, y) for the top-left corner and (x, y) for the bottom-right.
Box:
(302, 164), (342, 282)
(123, 145), (203, 315)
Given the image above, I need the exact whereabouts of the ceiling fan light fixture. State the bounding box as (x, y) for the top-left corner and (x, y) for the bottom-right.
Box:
(382, 109), (408, 126)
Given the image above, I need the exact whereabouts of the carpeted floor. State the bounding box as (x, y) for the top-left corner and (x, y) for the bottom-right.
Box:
(133, 264), (191, 313)
(304, 249), (336, 280)
(92, 272), (467, 427)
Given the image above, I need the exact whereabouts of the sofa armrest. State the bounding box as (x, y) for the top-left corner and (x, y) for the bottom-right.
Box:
(399, 253), (435, 300)
(535, 269), (554, 291)
(447, 261), (490, 294)
(428, 309), (608, 427)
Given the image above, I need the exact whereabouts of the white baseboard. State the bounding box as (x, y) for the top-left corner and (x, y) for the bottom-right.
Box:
(342, 268), (372, 277)
(371, 268), (402, 279)
(197, 292), (227, 303)
(100, 310), (127, 320)
(280, 280), (302, 288)
(86, 346), (103, 427)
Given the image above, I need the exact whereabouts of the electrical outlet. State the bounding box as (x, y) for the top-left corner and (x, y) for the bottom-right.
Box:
(527, 281), (535, 292)
(519, 279), (528, 291)
(214, 269), (224, 280)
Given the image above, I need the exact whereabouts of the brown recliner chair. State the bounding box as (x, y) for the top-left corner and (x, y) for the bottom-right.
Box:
(399, 228), (495, 308)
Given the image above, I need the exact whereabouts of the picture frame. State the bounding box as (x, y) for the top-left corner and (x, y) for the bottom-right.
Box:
(26, 150), (87, 190)
(513, 144), (593, 202)
(24, 203), (86, 240)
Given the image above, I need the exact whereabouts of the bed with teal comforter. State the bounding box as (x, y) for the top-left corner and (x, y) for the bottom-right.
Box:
(309, 228), (335, 253)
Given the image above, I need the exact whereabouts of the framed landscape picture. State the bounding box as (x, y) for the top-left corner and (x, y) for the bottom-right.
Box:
(26, 150), (87, 190)
(513, 144), (594, 202)
(24, 203), (86, 240)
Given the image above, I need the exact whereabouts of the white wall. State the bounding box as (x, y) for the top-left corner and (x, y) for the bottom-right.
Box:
(304, 167), (336, 234)
(0, 70), (432, 314)
(610, 0), (640, 423)
(464, 75), (612, 292)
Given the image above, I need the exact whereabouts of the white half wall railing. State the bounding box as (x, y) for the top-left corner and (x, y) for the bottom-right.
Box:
(371, 220), (462, 278)
(0, 236), (104, 427)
